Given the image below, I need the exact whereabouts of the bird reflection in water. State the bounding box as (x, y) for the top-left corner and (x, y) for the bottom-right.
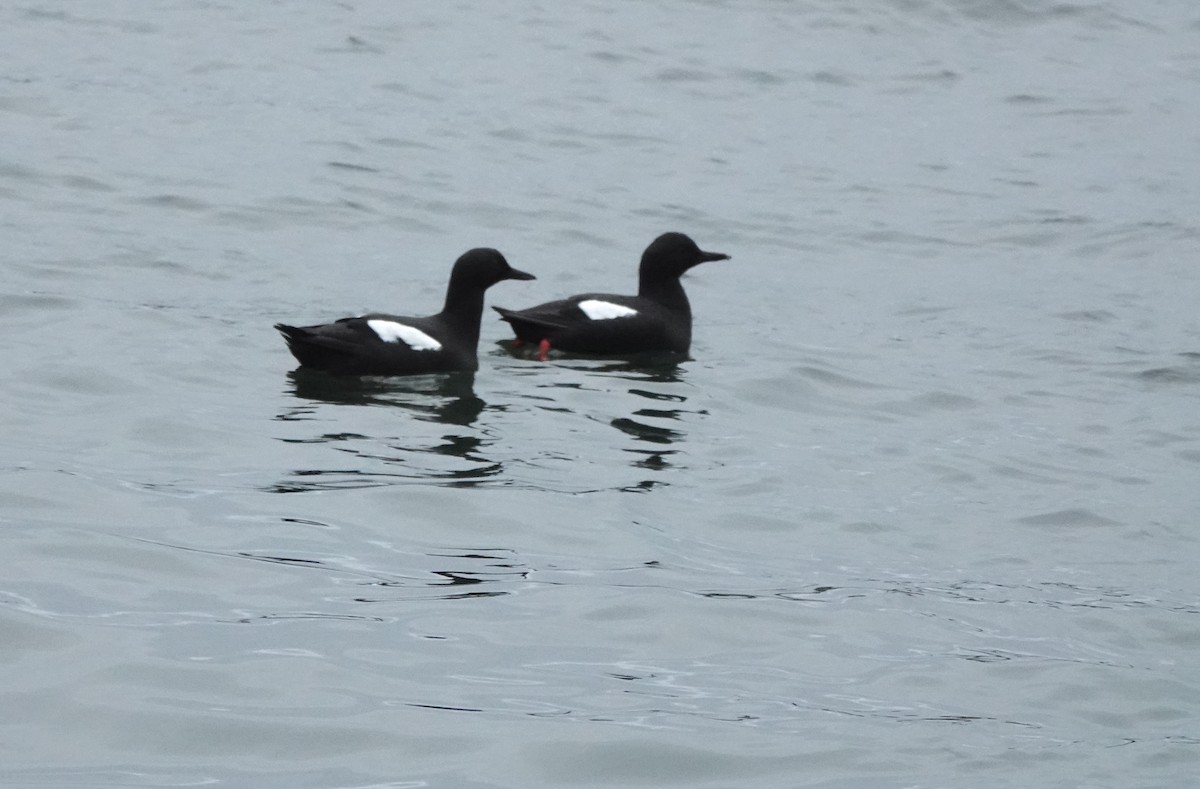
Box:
(283, 369), (484, 425)
(553, 355), (694, 489)
(272, 370), (499, 491)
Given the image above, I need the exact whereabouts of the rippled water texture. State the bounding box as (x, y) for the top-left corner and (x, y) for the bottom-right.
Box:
(3, 2), (1199, 787)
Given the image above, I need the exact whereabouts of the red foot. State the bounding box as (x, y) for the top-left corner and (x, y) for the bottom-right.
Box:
(537, 338), (551, 362)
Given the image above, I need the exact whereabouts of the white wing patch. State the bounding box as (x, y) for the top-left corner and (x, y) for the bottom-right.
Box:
(578, 299), (638, 321)
(367, 319), (442, 351)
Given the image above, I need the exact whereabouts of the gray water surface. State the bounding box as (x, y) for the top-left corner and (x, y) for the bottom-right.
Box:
(3, 2), (1199, 787)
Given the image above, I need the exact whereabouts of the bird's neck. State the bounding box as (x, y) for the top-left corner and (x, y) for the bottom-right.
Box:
(638, 275), (691, 315)
(440, 287), (486, 344)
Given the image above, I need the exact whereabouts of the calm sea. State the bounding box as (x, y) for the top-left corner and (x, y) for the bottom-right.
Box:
(3, 2), (1199, 787)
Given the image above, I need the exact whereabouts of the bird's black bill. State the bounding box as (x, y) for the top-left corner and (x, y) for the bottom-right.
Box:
(507, 268), (537, 281)
(699, 250), (731, 263)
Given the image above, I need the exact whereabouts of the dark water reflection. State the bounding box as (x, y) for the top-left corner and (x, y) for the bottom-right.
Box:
(271, 370), (496, 492)
(603, 360), (694, 474)
(140, 538), (529, 619)
(1136, 352), (1200, 384)
(351, 548), (530, 603)
(280, 369), (485, 425)
(541, 355), (695, 478)
(547, 353), (690, 382)
(271, 356), (700, 493)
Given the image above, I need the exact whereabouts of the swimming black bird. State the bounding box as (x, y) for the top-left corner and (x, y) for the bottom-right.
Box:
(493, 232), (729, 359)
(276, 248), (534, 376)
